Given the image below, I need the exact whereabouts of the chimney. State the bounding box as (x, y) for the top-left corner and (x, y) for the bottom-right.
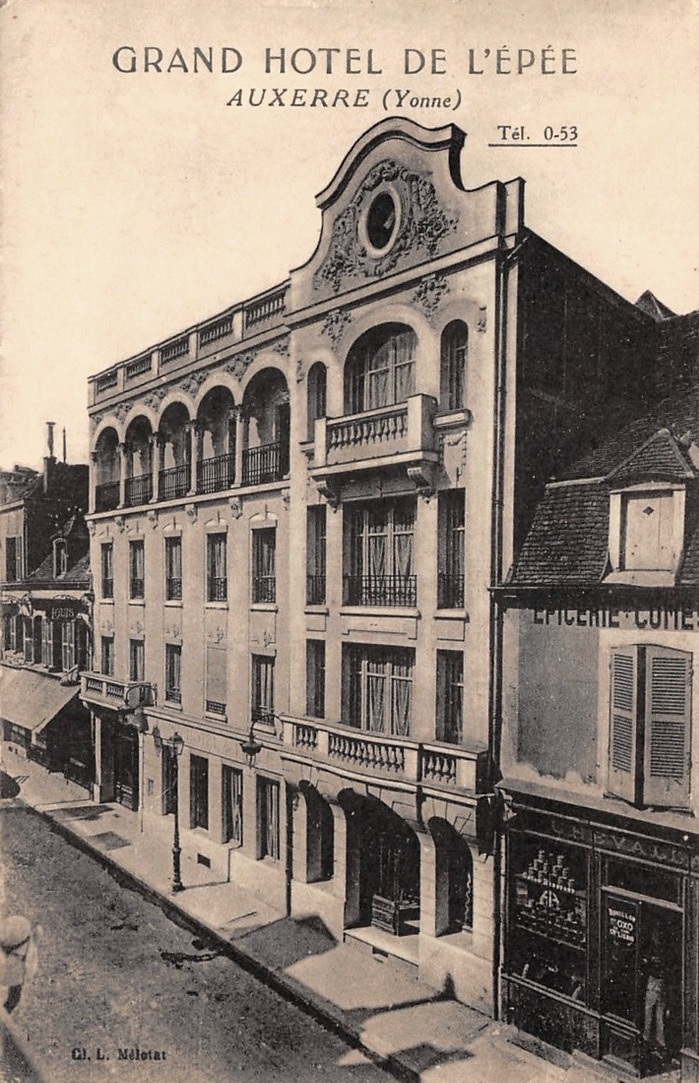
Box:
(44, 421), (56, 494)
(62, 427), (67, 463)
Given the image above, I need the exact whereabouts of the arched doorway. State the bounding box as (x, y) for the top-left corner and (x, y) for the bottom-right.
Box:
(341, 791), (420, 936)
(429, 817), (473, 935)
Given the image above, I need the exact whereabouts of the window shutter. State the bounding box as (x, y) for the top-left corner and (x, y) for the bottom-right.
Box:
(643, 646), (691, 808)
(206, 647), (227, 710)
(608, 648), (639, 803)
(42, 619), (52, 668)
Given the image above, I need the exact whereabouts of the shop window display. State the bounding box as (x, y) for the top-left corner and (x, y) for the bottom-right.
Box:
(509, 837), (588, 1002)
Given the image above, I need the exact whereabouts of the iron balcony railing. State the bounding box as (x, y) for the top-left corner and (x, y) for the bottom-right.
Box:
(252, 575), (276, 604)
(165, 686), (182, 704)
(129, 578), (145, 600)
(159, 464), (190, 501)
(242, 441), (288, 486)
(165, 577), (182, 601)
(206, 700), (226, 716)
(343, 574), (417, 608)
(95, 481), (120, 512)
(438, 573), (465, 609)
(306, 575), (326, 606)
(252, 705), (276, 726)
(197, 451), (235, 494)
(124, 473), (153, 507)
(207, 576), (227, 602)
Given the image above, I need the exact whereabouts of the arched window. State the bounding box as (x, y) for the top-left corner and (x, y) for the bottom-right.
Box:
(440, 321), (468, 411)
(345, 324), (417, 414)
(307, 363), (327, 439)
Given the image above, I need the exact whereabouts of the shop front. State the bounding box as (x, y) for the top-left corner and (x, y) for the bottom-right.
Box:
(503, 795), (699, 1079)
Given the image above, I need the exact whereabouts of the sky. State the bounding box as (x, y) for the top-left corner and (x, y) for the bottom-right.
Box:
(1, 0), (698, 469)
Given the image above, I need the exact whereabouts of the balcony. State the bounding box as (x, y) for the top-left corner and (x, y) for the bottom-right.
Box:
(310, 394), (439, 487)
(344, 574), (417, 608)
(95, 481), (120, 512)
(81, 673), (157, 711)
(197, 451), (235, 494)
(306, 575), (326, 606)
(159, 464), (190, 501)
(243, 441), (288, 486)
(282, 718), (488, 794)
(124, 473), (153, 507)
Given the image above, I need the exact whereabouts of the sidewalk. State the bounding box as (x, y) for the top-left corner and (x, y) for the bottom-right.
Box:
(0, 750), (679, 1083)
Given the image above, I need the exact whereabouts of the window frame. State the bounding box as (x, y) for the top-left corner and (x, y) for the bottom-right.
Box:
(440, 320), (468, 412)
(344, 643), (414, 737)
(251, 527), (277, 605)
(206, 533), (228, 603)
(344, 497), (417, 607)
(251, 654), (275, 725)
(257, 776), (280, 861)
(436, 649), (464, 744)
(165, 536), (183, 602)
(101, 542), (114, 600)
(438, 489), (465, 608)
(190, 754), (209, 831)
(306, 639), (326, 719)
(306, 505), (327, 606)
(129, 638), (145, 682)
(129, 539), (145, 600)
(165, 642), (182, 704)
(100, 635), (114, 677)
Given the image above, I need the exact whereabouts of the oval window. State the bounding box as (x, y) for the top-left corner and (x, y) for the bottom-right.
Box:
(366, 191), (398, 252)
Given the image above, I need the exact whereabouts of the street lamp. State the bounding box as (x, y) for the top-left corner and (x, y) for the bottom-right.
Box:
(239, 721), (263, 768)
(152, 727), (185, 893)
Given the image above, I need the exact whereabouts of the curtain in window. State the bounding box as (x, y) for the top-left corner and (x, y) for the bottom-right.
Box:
(223, 767), (243, 844)
(166, 538), (182, 579)
(392, 504), (414, 579)
(167, 646), (181, 692)
(393, 331), (416, 402)
(209, 535), (226, 578)
(392, 664), (412, 736)
(262, 780), (280, 859)
(130, 542), (144, 580)
(366, 670), (386, 733)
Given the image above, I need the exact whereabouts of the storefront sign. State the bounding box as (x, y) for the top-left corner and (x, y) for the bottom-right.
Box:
(533, 605), (699, 632)
(48, 601), (80, 621)
(594, 828), (689, 870)
(607, 903), (636, 945)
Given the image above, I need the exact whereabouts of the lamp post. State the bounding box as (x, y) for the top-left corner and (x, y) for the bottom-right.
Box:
(152, 727), (185, 893)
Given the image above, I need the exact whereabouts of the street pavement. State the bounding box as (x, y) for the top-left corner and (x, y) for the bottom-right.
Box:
(1, 802), (390, 1083)
(0, 752), (683, 1083)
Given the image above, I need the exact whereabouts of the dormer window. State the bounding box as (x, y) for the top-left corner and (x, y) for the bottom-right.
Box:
(607, 483), (685, 585)
(53, 539), (68, 578)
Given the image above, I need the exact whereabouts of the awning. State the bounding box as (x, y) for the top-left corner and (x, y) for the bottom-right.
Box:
(0, 666), (79, 735)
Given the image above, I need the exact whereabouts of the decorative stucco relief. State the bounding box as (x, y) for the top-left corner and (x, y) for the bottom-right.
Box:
(314, 160), (458, 294)
(322, 309), (353, 346)
(412, 274), (450, 321)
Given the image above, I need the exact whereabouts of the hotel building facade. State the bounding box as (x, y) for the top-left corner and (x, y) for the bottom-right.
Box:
(80, 119), (665, 1012)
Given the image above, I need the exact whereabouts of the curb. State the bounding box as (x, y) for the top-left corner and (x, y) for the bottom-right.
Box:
(23, 799), (420, 1083)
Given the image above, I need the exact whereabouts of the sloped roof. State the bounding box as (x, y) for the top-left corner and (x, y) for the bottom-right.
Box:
(606, 429), (695, 485)
(510, 382), (699, 588)
(26, 552), (90, 588)
(567, 383), (699, 480)
(635, 290), (676, 320)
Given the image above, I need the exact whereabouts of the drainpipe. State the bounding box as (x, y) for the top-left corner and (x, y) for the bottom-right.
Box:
(489, 222), (526, 1022)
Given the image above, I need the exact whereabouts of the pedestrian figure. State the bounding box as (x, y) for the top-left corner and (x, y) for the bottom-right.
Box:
(642, 937), (667, 1058)
(0, 916), (38, 1015)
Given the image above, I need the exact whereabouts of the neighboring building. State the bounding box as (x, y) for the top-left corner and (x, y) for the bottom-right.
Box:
(80, 118), (677, 1014)
(498, 381), (699, 1079)
(0, 427), (92, 786)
